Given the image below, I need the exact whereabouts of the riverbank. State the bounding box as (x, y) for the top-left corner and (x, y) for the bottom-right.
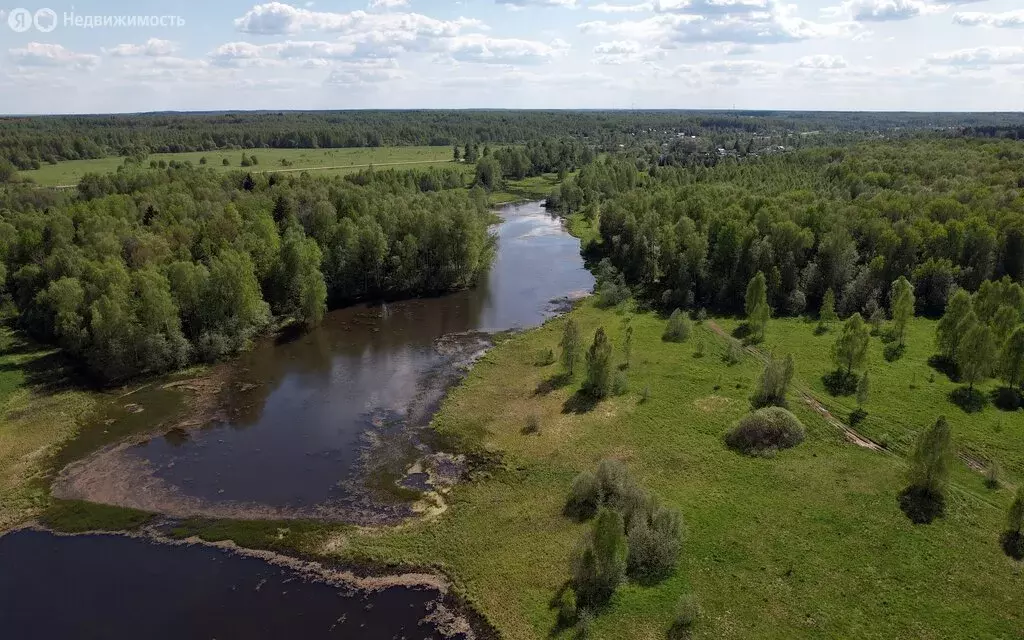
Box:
(315, 301), (1023, 639)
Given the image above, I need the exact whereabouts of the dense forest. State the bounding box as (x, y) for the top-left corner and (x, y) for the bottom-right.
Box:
(549, 139), (1024, 320)
(5, 110), (1024, 170)
(0, 136), (594, 382)
(0, 166), (495, 382)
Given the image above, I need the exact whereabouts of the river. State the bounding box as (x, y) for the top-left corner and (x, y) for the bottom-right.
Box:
(1, 201), (593, 638)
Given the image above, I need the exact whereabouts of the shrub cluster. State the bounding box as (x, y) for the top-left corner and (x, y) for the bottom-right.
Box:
(725, 407), (806, 455)
(564, 460), (684, 609)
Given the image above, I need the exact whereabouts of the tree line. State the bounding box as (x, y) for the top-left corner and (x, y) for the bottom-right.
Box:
(7, 110), (1024, 171)
(549, 140), (1024, 322)
(0, 165), (495, 382)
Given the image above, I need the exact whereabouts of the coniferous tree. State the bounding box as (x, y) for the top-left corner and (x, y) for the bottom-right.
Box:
(560, 318), (582, 376)
(889, 276), (915, 347)
(819, 288), (838, 326)
(745, 271), (770, 341)
(584, 328), (614, 399)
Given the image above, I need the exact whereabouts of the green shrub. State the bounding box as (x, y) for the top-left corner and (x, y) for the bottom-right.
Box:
(535, 348), (556, 366)
(523, 414), (540, 435)
(612, 370), (629, 396)
(626, 503), (683, 584)
(723, 340), (743, 365)
(572, 508), (627, 608)
(574, 608), (594, 639)
(750, 354), (794, 409)
(985, 460), (1002, 490)
(556, 587), (578, 627)
(565, 471), (602, 520)
(725, 407), (805, 455)
(663, 309), (691, 342)
(667, 594), (700, 639)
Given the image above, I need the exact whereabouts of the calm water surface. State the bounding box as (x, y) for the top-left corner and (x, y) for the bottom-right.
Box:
(0, 529), (459, 640)
(70, 201), (593, 517)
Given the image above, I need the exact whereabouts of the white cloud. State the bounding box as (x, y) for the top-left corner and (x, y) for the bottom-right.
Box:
(590, 2), (653, 12)
(928, 46), (1024, 67)
(234, 3), (485, 37)
(495, 0), (579, 8)
(580, 4), (858, 46)
(953, 10), (1024, 29)
(325, 60), (405, 85)
(795, 54), (848, 69)
(8, 43), (100, 70)
(823, 0), (945, 22)
(592, 39), (666, 63)
(369, 0), (410, 8)
(444, 35), (570, 64)
(654, 0), (773, 15)
(105, 39), (179, 57)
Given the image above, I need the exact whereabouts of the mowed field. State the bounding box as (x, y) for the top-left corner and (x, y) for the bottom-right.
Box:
(21, 146), (460, 186)
(327, 300), (1024, 639)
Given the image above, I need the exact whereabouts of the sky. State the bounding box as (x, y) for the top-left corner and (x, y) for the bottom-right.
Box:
(0, 0), (1022, 114)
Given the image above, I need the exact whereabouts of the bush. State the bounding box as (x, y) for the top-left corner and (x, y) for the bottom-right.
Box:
(572, 508), (627, 608)
(725, 407), (805, 455)
(612, 369), (629, 396)
(750, 354), (794, 409)
(667, 594), (700, 640)
(574, 609), (594, 640)
(985, 460), (1002, 490)
(640, 386), (651, 403)
(523, 414), (540, 435)
(663, 309), (691, 342)
(565, 471), (601, 520)
(535, 348), (555, 366)
(822, 369), (859, 396)
(993, 387), (1021, 412)
(556, 587), (578, 627)
(693, 340), (705, 358)
(597, 281), (630, 308)
(849, 407), (868, 427)
(949, 386), (987, 413)
(626, 503), (683, 584)
(883, 342), (905, 362)
(723, 340), (743, 365)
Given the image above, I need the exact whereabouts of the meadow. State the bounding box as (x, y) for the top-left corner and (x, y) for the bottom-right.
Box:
(322, 301), (1024, 639)
(20, 146), (460, 186)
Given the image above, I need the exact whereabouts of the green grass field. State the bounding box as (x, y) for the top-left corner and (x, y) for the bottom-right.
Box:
(21, 146), (460, 186)
(0, 328), (96, 529)
(324, 302), (1024, 639)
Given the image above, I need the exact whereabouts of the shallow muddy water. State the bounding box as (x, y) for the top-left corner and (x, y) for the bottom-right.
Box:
(0, 529), (468, 639)
(57, 201), (593, 522)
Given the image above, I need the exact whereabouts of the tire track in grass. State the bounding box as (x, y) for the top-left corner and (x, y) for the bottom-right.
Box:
(704, 320), (1014, 505)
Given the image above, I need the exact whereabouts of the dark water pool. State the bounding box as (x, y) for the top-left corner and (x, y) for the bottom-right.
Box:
(0, 529), (463, 640)
(58, 201), (593, 520)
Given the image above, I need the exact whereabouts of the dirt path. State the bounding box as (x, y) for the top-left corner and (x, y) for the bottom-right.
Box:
(705, 321), (884, 451)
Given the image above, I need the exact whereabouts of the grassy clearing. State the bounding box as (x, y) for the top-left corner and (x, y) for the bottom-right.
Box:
(328, 302), (1023, 639)
(716, 316), (1024, 481)
(490, 174), (562, 205)
(22, 146), (460, 186)
(39, 499), (154, 533)
(0, 328), (97, 530)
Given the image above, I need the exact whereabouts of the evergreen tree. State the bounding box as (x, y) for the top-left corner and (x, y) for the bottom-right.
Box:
(819, 288), (838, 325)
(906, 416), (953, 500)
(745, 271), (770, 341)
(857, 370), (870, 407)
(560, 318), (582, 376)
(584, 328), (614, 399)
(889, 276), (915, 347)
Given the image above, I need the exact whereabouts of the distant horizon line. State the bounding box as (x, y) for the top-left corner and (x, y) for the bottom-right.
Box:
(2, 108), (1024, 118)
